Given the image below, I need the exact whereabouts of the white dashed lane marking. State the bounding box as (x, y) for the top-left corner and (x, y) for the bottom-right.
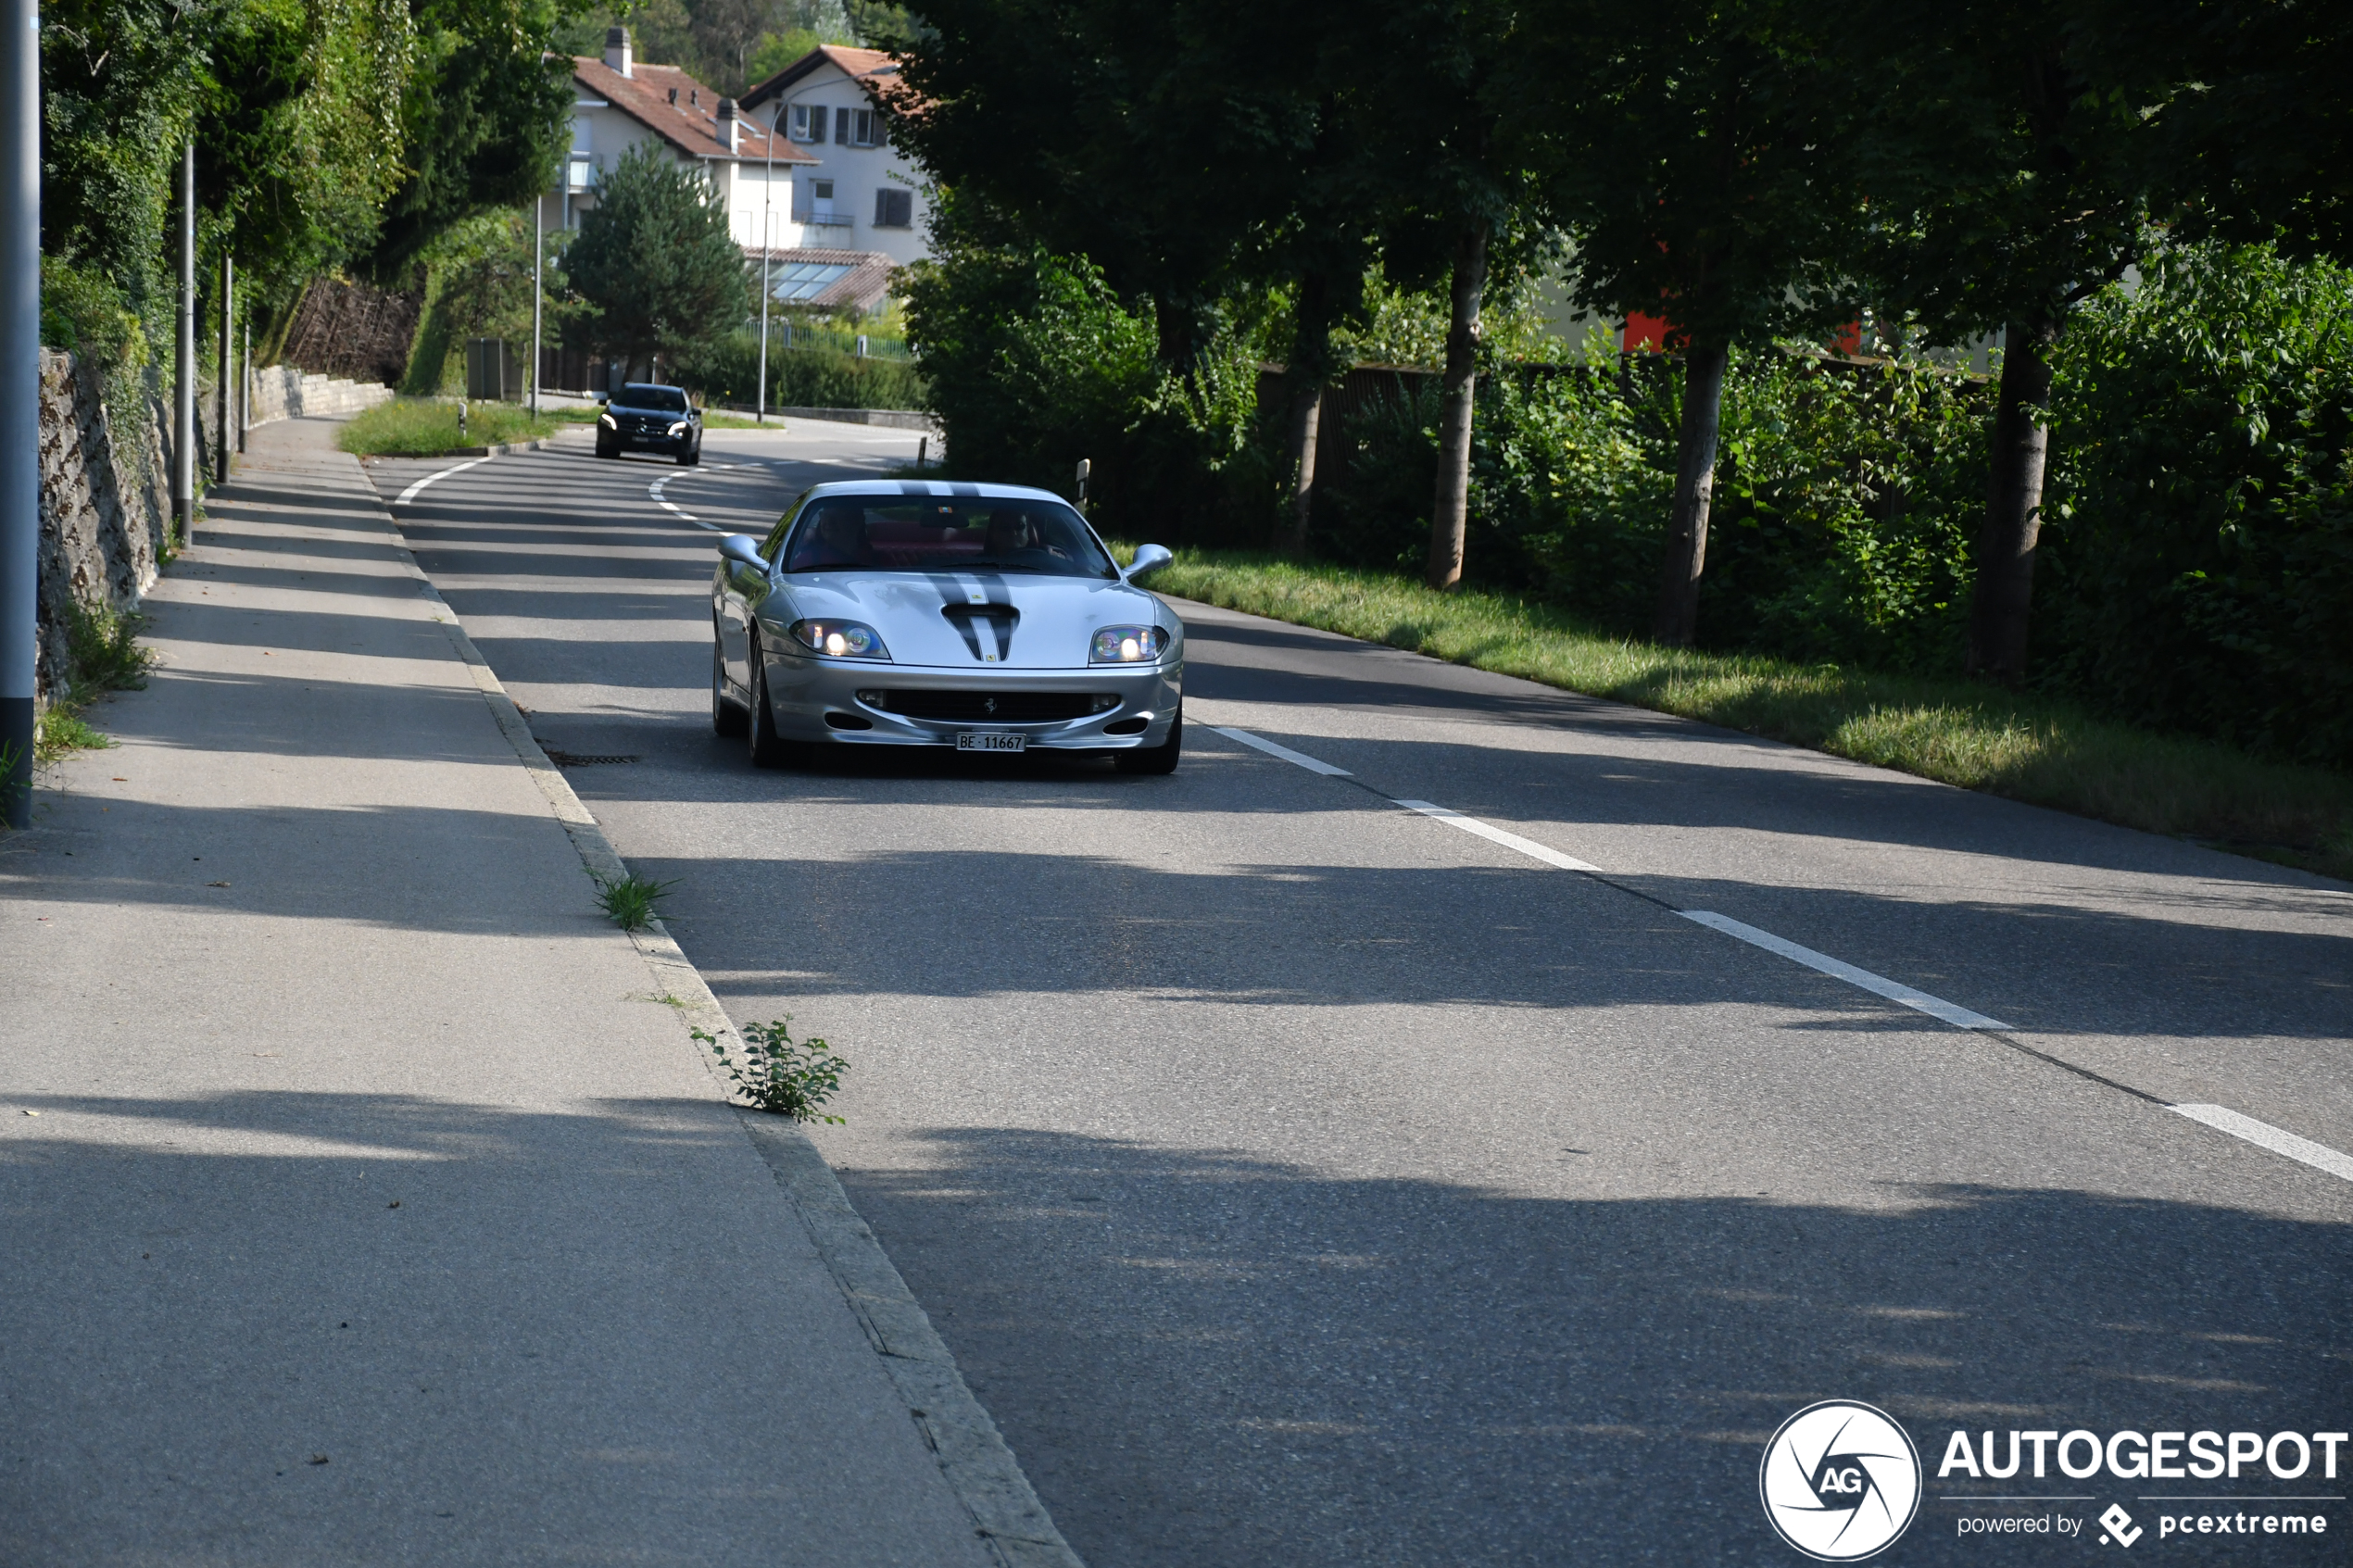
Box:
(1678, 909), (2010, 1030)
(1214, 726), (1352, 775)
(1199, 720), (2353, 1185)
(2169, 1104), (2353, 1184)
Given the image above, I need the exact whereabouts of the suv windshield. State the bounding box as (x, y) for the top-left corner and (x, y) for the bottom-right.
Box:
(616, 384), (689, 413)
(780, 498), (1118, 579)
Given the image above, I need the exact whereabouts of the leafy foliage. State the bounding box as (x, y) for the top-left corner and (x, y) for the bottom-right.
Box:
(560, 144), (754, 375)
(364, 0), (582, 282)
(2040, 242), (2353, 766)
(697, 1019), (849, 1122)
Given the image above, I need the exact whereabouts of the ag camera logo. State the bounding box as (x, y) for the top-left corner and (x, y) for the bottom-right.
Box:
(1760, 1400), (1923, 1561)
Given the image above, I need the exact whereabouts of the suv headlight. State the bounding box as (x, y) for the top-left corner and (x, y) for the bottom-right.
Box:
(1090, 624), (1169, 664)
(598, 412), (616, 429)
(668, 420), (688, 435)
(787, 619), (890, 659)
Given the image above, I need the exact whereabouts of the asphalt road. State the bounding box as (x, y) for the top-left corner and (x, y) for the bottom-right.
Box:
(373, 425), (2351, 1567)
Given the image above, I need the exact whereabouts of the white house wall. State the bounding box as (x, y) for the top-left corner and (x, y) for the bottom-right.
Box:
(555, 102), (749, 229)
(761, 61), (928, 265)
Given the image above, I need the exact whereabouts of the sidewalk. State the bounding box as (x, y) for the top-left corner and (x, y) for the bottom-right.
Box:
(0, 417), (1062, 1565)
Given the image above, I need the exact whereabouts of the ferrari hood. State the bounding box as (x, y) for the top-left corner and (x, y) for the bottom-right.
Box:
(769, 571), (1175, 670)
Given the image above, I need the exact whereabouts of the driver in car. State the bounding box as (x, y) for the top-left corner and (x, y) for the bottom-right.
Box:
(793, 505), (868, 569)
(982, 510), (1063, 567)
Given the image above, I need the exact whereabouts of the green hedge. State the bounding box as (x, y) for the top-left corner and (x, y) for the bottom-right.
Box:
(679, 331), (927, 411)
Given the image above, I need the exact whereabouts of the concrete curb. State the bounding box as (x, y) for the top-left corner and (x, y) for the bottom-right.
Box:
(356, 452), (1082, 1568)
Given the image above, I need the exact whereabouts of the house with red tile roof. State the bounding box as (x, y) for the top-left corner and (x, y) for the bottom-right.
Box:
(739, 44), (932, 273)
(535, 29), (914, 320)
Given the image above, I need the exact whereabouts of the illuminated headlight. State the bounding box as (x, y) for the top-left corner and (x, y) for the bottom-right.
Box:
(788, 619), (890, 659)
(598, 412), (616, 429)
(667, 420), (688, 435)
(1089, 624), (1169, 664)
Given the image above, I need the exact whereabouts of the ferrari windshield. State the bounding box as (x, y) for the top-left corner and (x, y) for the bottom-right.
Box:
(780, 497), (1118, 579)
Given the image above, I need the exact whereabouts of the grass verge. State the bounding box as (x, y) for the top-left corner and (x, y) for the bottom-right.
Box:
(338, 397), (570, 457)
(1129, 547), (2353, 881)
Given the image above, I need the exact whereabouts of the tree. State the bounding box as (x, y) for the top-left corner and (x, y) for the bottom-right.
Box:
(44, 0), (417, 324)
(1516, 0), (1869, 642)
(1855, 0), (2189, 680)
(1356, 0), (1539, 591)
(362, 0), (583, 282)
(561, 144), (753, 378)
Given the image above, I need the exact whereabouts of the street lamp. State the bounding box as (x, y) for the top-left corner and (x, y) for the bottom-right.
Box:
(757, 97), (786, 425)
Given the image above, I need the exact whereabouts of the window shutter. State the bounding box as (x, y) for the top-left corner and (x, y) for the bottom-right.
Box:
(874, 189), (888, 226)
(835, 107), (850, 144)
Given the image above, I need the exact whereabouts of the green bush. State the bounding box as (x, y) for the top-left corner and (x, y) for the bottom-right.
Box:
(2040, 242), (2353, 768)
(1315, 349), (1983, 672)
(900, 216), (1278, 543)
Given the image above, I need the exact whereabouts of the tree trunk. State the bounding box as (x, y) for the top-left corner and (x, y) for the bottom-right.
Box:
(1967, 314), (2058, 681)
(1273, 270), (1337, 558)
(1425, 221), (1490, 590)
(1652, 339), (1730, 646)
(1275, 382), (1323, 558)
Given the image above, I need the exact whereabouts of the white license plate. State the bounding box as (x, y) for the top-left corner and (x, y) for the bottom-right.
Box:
(956, 732), (1027, 753)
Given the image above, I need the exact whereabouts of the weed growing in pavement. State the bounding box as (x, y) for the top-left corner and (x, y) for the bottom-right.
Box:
(34, 709), (114, 762)
(694, 1019), (849, 1122)
(34, 601), (153, 761)
(591, 871), (677, 931)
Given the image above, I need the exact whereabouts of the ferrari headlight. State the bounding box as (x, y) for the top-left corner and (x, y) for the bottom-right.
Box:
(788, 619), (890, 659)
(598, 412), (617, 429)
(1089, 624), (1169, 664)
(667, 420), (688, 435)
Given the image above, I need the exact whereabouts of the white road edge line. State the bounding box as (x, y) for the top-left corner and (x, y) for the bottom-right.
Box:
(394, 456), (491, 506)
(2169, 1103), (2353, 1185)
(1214, 726), (1352, 776)
(1391, 799), (1601, 872)
(1680, 909), (2012, 1031)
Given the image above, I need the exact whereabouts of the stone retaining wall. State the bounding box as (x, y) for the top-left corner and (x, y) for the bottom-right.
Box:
(36, 348), (172, 703)
(245, 364), (394, 424)
(35, 352), (390, 703)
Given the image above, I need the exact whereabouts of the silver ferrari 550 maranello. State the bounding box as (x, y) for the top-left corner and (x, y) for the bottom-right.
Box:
(710, 480), (1185, 773)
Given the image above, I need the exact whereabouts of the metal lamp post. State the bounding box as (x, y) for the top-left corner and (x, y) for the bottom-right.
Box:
(530, 191), (543, 417)
(757, 98), (785, 425)
(173, 142), (195, 542)
(2, 0), (38, 823)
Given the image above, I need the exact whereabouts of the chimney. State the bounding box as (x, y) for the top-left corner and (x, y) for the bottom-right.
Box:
(603, 25), (631, 77)
(717, 98), (740, 153)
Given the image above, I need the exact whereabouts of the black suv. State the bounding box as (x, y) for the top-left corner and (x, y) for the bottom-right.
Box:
(596, 383), (703, 465)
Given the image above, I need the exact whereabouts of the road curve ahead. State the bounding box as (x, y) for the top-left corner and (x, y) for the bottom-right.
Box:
(374, 427), (2350, 1568)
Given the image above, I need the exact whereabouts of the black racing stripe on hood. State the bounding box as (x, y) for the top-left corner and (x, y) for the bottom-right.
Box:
(926, 571), (1017, 660)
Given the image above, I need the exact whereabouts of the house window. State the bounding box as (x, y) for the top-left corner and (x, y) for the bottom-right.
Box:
(790, 103), (826, 143)
(846, 108), (881, 147)
(874, 187), (912, 229)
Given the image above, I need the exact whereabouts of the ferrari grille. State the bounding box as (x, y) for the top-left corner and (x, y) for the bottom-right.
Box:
(866, 690), (1111, 721)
